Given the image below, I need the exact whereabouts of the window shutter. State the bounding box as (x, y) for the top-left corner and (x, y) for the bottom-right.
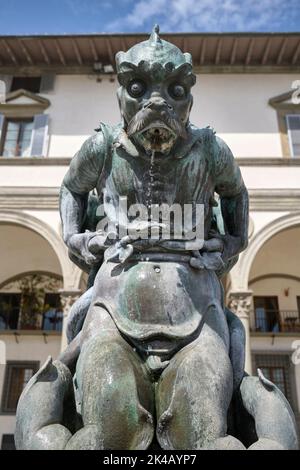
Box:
(0, 113), (4, 144)
(286, 114), (300, 157)
(1, 434), (16, 450)
(0, 81), (5, 104)
(30, 114), (49, 157)
(40, 74), (56, 93)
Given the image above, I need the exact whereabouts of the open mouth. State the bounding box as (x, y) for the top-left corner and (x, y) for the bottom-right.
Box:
(138, 121), (177, 153)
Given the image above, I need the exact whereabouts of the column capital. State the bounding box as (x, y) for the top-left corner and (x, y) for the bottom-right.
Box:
(59, 289), (81, 314)
(227, 290), (253, 319)
(59, 289), (82, 297)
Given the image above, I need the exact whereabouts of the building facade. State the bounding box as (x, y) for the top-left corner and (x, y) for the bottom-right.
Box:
(0, 32), (300, 448)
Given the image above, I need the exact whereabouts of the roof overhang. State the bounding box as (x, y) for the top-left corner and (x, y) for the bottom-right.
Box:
(0, 32), (299, 74)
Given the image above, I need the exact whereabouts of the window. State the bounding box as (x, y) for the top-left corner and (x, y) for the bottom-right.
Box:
(269, 91), (300, 158)
(0, 92), (49, 157)
(42, 293), (63, 332)
(1, 434), (15, 450)
(0, 292), (62, 332)
(1, 118), (33, 157)
(260, 366), (286, 395)
(10, 76), (41, 93)
(286, 114), (300, 157)
(1, 362), (39, 413)
(0, 293), (21, 330)
(253, 296), (280, 332)
(0, 74), (56, 95)
(254, 354), (293, 406)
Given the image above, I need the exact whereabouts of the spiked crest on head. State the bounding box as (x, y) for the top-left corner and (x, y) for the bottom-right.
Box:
(115, 25), (196, 87)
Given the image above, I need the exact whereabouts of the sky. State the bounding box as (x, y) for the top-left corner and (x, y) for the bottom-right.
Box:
(0, 0), (299, 35)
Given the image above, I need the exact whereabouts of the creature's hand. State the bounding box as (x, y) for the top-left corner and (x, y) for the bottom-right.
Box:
(88, 231), (115, 254)
(104, 235), (136, 263)
(103, 220), (167, 263)
(190, 251), (225, 271)
(190, 230), (225, 270)
(202, 230), (224, 253)
(202, 230), (242, 267)
(68, 231), (111, 266)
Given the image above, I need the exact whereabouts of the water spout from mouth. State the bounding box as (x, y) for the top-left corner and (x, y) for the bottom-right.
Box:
(151, 129), (160, 150)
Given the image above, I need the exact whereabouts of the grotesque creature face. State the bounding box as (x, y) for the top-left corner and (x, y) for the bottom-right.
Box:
(116, 25), (196, 155)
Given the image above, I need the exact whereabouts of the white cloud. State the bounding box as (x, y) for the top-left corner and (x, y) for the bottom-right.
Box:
(105, 0), (300, 32)
(107, 0), (166, 30)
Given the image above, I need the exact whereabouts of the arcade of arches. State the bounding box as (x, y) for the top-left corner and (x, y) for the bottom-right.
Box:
(0, 211), (299, 441)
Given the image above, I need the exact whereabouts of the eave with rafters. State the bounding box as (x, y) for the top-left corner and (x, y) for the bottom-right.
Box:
(0, 32), (299, 74)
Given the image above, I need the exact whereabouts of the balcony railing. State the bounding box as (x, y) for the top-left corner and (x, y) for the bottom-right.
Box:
(251, 310), (300, 333)
(0, 310), (63, 332)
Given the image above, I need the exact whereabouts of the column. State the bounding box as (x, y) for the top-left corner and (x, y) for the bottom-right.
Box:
(60, 289), (81, 351)
(228, 290), (253, 375)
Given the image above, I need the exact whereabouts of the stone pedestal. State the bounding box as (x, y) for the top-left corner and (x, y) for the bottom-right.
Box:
(228, 290), (253, 375)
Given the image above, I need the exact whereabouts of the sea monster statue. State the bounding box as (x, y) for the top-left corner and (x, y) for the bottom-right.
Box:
(15, 26), (298, 450)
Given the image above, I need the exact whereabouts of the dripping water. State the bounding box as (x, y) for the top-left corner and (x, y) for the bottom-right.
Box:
(146, 132), (160, 242)
(147, 149), (155, 227)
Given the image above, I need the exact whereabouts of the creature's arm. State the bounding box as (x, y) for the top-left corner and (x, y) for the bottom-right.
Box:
(213, 136), (249, 262)
(59, 130), (107, 265)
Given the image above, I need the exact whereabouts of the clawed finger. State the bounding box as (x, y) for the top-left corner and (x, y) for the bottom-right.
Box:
(190, 257), (204, 270)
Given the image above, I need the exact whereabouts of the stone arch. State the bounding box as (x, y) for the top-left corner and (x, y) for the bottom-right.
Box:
(236, 212), (300, 291)
(249, 273), (300, 287)
(0, 210), (79, 290)
(0, 270), (63, 291)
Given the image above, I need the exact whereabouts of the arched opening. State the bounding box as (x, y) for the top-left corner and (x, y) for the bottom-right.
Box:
(249, 226), (300, 333)
(0, 224), (63, 332)
(0, 210), (76, 290)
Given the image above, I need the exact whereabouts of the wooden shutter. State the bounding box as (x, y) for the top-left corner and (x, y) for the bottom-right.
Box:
(1, 434), (15, 450)
(0, 114), (4, 153)
(0, 80), (5, 104)
(30, 114), (49, 157)
(286, 114), (300, 157)
(40, 74), (56, 93)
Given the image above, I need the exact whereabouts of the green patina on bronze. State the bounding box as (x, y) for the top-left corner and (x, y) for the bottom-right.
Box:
(116, 25), (195, 85)
(15, 26), (299, 451)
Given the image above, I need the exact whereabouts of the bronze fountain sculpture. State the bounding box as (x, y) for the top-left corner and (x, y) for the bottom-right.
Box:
(15, 26), (298, 450)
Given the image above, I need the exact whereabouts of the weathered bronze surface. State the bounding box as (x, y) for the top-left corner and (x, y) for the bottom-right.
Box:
(15, 26), (299, 450)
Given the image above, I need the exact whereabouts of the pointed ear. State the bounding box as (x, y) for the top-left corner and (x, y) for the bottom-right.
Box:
(184, 52), (193, 65)
(115, 51), (125, 72)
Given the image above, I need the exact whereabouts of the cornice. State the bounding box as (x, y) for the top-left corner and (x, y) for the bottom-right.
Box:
(0, 186), (299, 211)
(1, 157), (300, 166)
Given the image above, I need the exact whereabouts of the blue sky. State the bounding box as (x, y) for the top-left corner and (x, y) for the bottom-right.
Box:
(0, 0), (299, 35)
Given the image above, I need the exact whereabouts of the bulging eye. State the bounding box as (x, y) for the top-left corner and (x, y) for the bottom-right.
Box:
(127, 80), (146, 98)
(168, 83), (186, 99)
